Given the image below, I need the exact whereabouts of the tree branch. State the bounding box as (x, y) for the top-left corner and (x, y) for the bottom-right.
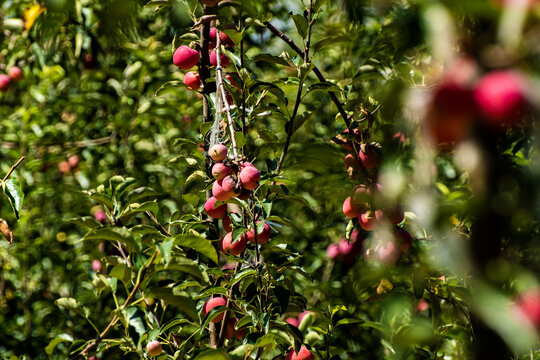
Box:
(3, 156), (25, 182)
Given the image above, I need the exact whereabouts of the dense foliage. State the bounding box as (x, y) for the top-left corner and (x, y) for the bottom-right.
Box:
(1, 0), (540, 359)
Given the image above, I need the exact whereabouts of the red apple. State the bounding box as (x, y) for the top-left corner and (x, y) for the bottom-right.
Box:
(212, 162), (231, 179)
(359, 143), (381, 169)
(516, 288), (540, 329)
(246, 221), (271, 244)
(8, 66), (23, 82)
(203, 296), (227, 322)
(173, 45), (199, 69)
(204, 196), (227, 218)
(184, 71), (201, 90)
(219, 29), (236, 47)
(342, 196), (361, 218)
(58, 161), (70, 174)
(224, 318), (245, 339)
(222, 214), (232, 232)
(285, 317), (299, 327)
(91, 259), (102, 272)
(221, 175), (236, 193)
(221, 232), (246, 256)
(359, 211), (377, 231)
(287, 345), (314, 360)
(0, 74), (10, 92)
(474, 70), (528, 126)
(239, 166), (260, 190)
(377, 241), (401, 266)
(326, 243), (341, 260)
(210, 50), (230, 67)
(68, 155), (79, 168)
(212, 179), (234, 201)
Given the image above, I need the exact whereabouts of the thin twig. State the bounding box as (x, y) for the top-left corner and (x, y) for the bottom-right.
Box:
(145, 210), (172, 237)
(77, 248), (159, 358)
(217, 263), (241, 347)
(215, 24), (240, 160)
(3, 156), (25, 182)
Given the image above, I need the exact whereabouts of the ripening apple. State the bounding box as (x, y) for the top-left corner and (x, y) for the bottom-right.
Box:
(8, 66), (23, 82)
(204, 196), (227, 218)
(224, 318), (245, 339)
(0, 74), (10, 92)
(212, 179), (234, 201)
(58, 160), (70, 174)
(146, 340), (162, 356)
(343, 196), (362, 218)
(326, 243), (341, 260)
(184, 71), (201, 90)
(377, 241), (401, 266)
(68, 155), (79, 168)
(173, 45), (199, 69)
(221, 231), (246, 256)
(246, 221), (271, 244)
(212, 162), (231, 179)
(473, 70), (528, 126)
(91, 259), (102, 272)
(239, 166), (260, 190)
(286, 317), (300, 327)
(222, 214), (232, 232)
(210, 50), (230, 67)
(359, 143), (381, 169)
(359, 211), (377, 231)
(225, 73), (242, 91)
(219, 29), (236, 47)
(209, 144), (228, 161)
(203, 296), (227, 322)
(221, 175), (236, 193)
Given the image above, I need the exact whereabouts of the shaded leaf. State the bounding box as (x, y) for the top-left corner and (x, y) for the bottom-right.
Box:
(173, 234), (218, 264)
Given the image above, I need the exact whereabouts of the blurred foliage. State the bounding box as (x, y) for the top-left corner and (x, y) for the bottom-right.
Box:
(0, 0), (539, 359)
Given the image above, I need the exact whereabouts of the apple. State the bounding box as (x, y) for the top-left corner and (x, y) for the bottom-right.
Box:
(94, 210), (106, 223)
(425, 81), (475, 144)
(204, 196), (227, 218)
(246, 221), (271, 244)
(395, 228), (413, 250)
(377, 241), (401, 266)
(146, 340), (162, 356)
(219, 30), (236, 47)
(350, 185), (370, 209)
(359, 211), (377, 231)
(285, 317), (299, 327)
(359, 143), (381, 169)
(210, 50), (230, 67)
(474, 70), (528, 126)
(173, 45), (199, 69)
(0, 74), (11, 92)
(222, 214), (232, 232)
(203, 296), (227, 322)
(515, 288), (540, 329)
(221, 175), (236, 193)
(224, 318), (245, 339)
(286, 345), (314, 360)
(326, 243), (341, 260)
(184, 71), (201, 90)
(8, 66), (23, 82)
(68, 155), (79, 168)
(239, 166), (260, 190)
(91, 259), (102, 272)
(221, 232), (246, 256)
(83, 53), (97, 69)
(58, 161), (70, 174)
(225, 73), (242, 91)
(212, 179), (234, 201)
(209, 144), (228, 161)
(342, 196), (362, 218)
(212, 162), (231, 179)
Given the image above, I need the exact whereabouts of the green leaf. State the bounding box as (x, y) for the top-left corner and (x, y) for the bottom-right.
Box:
(83, 227), (140, 251)
(292, 111), (313, 133)
(290, 13), (308, 39)
(252, 53), (292, 67)
(335, 318), (362, 327)
(155, 80), (184, 96)
(313, 0), (328, 12)
(45, 334), (73, 355)
(3, 179), (24, 219)
(146, 288), (199, 322)
(249, 82), (288, 105)
(119, 201), (159, 218)
(306, 82), (340, 94)
(110, 263), (131, 285)
(313, 35), (349, 53)
(55, 297), (88, 318)
(64, 216), (102, 229)
(173, 234), (218, 264)
(186, 170), (207, 186)
(222, 28), (242, 45)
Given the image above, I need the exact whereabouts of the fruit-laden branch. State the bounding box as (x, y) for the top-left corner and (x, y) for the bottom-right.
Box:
(77, 249), (159, 358)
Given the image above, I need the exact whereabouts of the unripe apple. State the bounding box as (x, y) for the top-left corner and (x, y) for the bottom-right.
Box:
(173, 45), (199, 69)
(212, 179), (234, 201)
(221, 232), (246, 256)
(209, 144), (228, 161)
(203, 296), (227, 322)
(287, 345), (314, 360)
(91, 259), (102, 272)
(58, 160), (70, 174)
(68, 155), (79, 168)
(342, 196), (361, 218)
(239, 166), (260, 190)
(212, 162), (231, 179)
(426, 81), (475, 144)
(359, 211), (377, 231)
(359, 143), (381, 169)
(246, 221), (271, 244)
(474, 70), (528, 126)
(0, 74), (11, 92)
(210, 50), (230, 67)
(219, 30), (236, 47)
(8, 66), (23, 82)
(146, 340), (162, 356)
(184, 71), (201, 90)
(224, 318), (245, 339)
(222, 214), (232, 232)
(204, 196), (227, 218)
(326, 243), (341, 260)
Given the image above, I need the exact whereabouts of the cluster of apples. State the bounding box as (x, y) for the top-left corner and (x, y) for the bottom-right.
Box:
(0, 66), (23, 92)
(202, 144), (270, 255)
(326, 229), (364, 264)
(173, 25), (237, 91)
(426, 57), (531, 145)
(58, 155), (80, 175)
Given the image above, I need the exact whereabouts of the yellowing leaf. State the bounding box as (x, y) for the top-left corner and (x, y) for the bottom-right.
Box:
(0, 219), (13, 244)
(24, 5), (46, 30)
(376, 278), (393, 295)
